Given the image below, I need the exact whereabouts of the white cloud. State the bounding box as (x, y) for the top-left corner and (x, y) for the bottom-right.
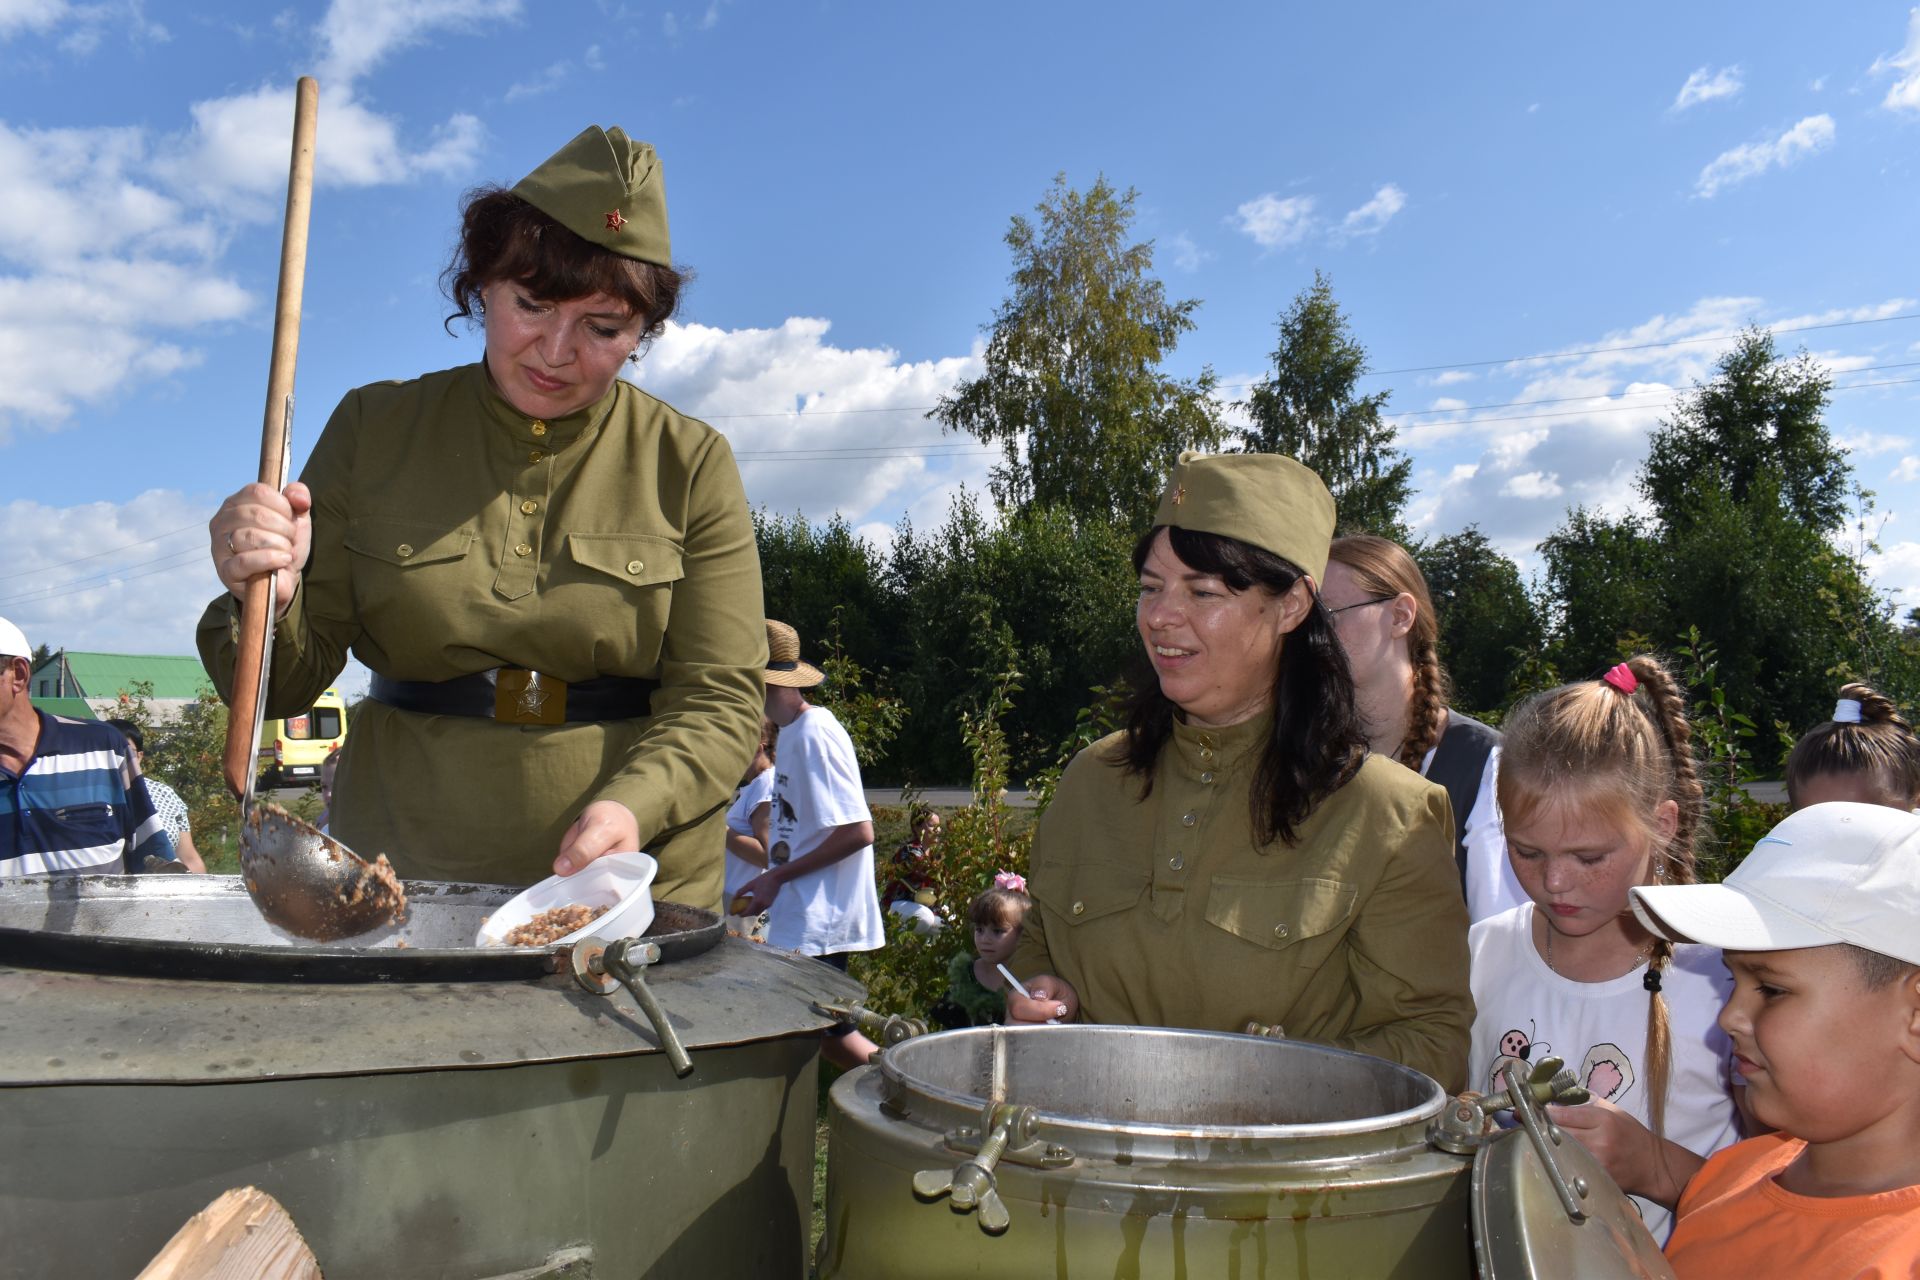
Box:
(1337, 183), (1406, 239)
(1871, 8), (1920, 113)
(1695, 114), (1835, 197)
(1839, 430), (1908, 456)
(1231, 193), (1316, 249)
(0, 0), (519, 433)
(638, 317), (986, 526)
(1166, 231), (1210, 272)
(505, 60), (571, 102)
(1672, 65), (1743, 111)
(0, 0), (68, 37)
(156, 84), (485, 213)
(0, 490), (221, 656)
(314, 0), (521, 86)
(1893, 457), (1920, 483)
(1500, 471), (1564, 500)
(0, 122), (252, 432)
(0, 0), (166, 49)
(1866, 540), (1920, 613)
(1430, 370), (1476, 387)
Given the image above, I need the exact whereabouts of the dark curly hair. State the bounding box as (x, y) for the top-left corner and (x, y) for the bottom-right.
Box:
(1122, 526), (1367, 846)
(441, 186), (686, 341)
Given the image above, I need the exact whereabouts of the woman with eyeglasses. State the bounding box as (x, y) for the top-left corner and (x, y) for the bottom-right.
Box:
(1322, 535), (1525, 923)
(1005, 453), (1473, 1091)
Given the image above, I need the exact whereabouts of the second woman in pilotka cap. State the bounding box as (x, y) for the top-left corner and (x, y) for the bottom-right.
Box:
(199, 126), (765, 906)
(1006, 450), (1473, 1090)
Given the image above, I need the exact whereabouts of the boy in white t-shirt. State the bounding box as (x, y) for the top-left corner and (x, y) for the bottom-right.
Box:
(723, 717), (776, 941)
(733, 620), (884, 1066)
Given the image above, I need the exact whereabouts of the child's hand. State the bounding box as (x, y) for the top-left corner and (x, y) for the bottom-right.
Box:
(1546, 1096), (1702, 1209)
(1006, 974), (1078, 1024)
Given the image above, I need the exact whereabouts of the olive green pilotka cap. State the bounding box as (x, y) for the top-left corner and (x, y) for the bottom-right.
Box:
(1153, 450), (1338, 583)
(511, 125), (671, 266)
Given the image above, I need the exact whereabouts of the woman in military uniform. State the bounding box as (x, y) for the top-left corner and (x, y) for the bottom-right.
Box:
(1005, 452), (1473, 1091)
(198, 126), (764, 908)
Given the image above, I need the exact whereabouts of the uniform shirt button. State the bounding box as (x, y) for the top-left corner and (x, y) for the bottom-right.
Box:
(529, 449), (545, 463)
(1273, 924), (1290, 939)
(520, 500), (539, 515)
(1200, 771), (1215, 785)
(1071, 901), (1086, 916)
(1168, 855), (1184, 870)
(514, 543), (533, 557)
(1199, 749), (1215, 763)
(1181, 811), (1197, 827)
(530, 421), (548, 437)
(395, 543), (414, 558)
(626, 559), (645, 575)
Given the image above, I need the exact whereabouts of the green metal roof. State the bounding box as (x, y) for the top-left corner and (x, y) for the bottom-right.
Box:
(30, 697), (99, 721)
(56, 652), (212, 700)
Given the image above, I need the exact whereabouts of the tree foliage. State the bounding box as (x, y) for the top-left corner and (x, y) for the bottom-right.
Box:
(1641, 328), (1848, 533)
(932, 174), (1224, 529)
(1540, 329), (1895, 744)
(1240, 270), (1411, 537)
(1415, 527), (1542, 715)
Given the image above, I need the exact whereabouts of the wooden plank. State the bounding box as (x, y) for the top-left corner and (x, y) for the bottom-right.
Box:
(136, 1186), (323, 1280)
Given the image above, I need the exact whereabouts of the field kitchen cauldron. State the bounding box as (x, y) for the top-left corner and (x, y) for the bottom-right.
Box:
(0, 873), (859, 1279)
(819, 1024), (1680, 1278)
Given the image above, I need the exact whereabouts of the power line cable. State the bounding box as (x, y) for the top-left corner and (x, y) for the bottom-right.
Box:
(0, 545), (207, 610)
(1358, 311), (1920, 378)
(0, 522), (203, 585)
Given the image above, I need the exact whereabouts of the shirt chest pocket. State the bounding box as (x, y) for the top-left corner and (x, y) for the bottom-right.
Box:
(45, 802), (119, 848)
(344, 518), (478, 630)
(345, 519), (476, 569)
(1203, 876), (1356, 956)
(567, 533), (685, 590)
(1033, 863), (1149, 932)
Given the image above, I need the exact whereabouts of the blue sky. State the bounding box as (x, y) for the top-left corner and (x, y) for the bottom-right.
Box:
(3, 1), (1918, 700)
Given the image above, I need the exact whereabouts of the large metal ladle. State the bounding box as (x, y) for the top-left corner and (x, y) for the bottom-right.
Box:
(219, 78), (405, 944)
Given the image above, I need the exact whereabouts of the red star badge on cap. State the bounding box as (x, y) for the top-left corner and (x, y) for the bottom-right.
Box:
(604, 210), (626, 231)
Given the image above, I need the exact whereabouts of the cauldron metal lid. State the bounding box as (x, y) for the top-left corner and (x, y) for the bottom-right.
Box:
(1473, 1117), (1677, 1278)
(0, 873), (712, 982)
(877, 1024), (1450, 1167)
(0, 875), (861, 1085)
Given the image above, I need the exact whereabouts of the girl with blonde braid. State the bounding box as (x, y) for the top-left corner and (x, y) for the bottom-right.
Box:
(1323, 535), (1525, 922)
(1784, 682), (1920, 811)
(1467, 655), (1741, 1243)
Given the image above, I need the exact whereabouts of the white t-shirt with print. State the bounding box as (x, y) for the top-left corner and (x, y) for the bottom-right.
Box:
(763, 706), (882, 956)
(1468, 902), (1740, 1243)
(723, 766), (775, 901)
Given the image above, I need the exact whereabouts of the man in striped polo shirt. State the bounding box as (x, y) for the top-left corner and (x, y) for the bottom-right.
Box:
(2, 617), (177, 875)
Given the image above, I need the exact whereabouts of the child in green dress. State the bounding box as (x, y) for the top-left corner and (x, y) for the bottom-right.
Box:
(938, 873), (1033, 1028)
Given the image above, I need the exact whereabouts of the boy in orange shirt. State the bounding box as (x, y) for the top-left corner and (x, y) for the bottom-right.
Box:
(1630, 802), (1920, 1278)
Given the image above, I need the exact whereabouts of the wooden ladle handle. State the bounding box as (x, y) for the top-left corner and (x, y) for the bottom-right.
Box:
(224, 77), (318, 799)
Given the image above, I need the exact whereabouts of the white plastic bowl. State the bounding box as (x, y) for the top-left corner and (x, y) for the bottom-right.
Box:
(476, 850), (658, 948)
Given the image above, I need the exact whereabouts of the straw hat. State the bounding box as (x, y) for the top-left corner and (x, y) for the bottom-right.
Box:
(764, 620), (825, 688)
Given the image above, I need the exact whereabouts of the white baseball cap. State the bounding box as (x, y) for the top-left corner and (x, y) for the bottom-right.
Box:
(1632, 801), (1920, 968)
(0, 616), (28, 661)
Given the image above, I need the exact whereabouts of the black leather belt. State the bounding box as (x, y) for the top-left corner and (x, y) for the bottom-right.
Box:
(370, 671), (658, 725)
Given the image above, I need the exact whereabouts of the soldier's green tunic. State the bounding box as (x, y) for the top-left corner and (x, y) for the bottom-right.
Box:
(1009, 713), (1474, 1091)
(197, 363), (765, 908)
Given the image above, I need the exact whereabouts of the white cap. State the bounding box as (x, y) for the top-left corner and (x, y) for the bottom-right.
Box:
(0, 616), (28, 661)
(1631, 802), (1920, 968)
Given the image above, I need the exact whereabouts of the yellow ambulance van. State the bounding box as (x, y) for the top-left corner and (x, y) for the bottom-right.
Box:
(257, 687), (348, 789)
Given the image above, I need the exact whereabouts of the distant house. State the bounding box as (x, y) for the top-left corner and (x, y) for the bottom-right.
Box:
(29, 651), (212, 723)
